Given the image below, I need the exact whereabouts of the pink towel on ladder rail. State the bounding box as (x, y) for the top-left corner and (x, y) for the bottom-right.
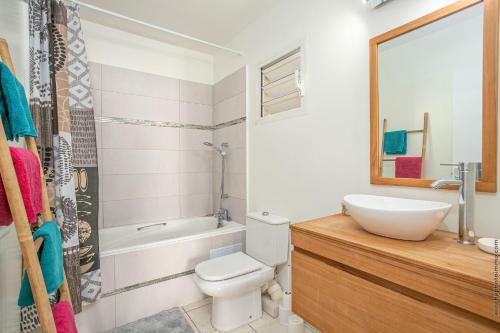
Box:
(395, 156), (423, 179)
(52, 301), (77, 333)
(0, 147), (43, 225)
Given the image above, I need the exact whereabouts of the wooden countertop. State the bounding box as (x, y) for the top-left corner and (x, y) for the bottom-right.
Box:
(291, 214), (495, 290)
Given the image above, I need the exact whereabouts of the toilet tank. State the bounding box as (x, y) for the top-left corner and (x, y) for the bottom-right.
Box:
(246, 212), (290, 267)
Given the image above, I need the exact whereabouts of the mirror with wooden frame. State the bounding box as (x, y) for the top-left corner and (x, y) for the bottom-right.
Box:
(370, 0), (498, 192)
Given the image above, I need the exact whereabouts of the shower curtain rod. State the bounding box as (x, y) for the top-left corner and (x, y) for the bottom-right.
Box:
(70, 0), (244, 56)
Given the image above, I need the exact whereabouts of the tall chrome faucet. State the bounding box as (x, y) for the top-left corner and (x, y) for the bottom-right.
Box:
(431, 162), (481, 245)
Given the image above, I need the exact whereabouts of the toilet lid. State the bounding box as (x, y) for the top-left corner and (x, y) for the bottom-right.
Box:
(195, 252), (263, 281)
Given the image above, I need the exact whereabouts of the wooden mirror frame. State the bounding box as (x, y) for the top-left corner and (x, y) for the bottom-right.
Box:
(370, 0), (499, 193)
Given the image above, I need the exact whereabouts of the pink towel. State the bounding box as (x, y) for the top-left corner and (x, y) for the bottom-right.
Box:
(0, 147), (42, 225)
(52, 301), (78, 333)
(395, 156), (422, 179)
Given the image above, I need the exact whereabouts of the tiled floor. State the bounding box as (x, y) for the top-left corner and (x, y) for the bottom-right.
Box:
(182, 298), (319, 333)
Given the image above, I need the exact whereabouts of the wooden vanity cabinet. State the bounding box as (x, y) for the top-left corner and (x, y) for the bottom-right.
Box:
(291, 215), (500, 333)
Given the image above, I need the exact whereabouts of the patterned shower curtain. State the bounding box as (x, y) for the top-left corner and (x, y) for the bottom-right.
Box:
(25, 0), (101, 329)
(66, 2), (102, 307)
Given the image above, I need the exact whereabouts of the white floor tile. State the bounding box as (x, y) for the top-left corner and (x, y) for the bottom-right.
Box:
(183, 297), (212, 312)
(187, 304), (215, 333)
(183, 310), (201, 333)
(184, 299), (320, 333)
(215, 325), (256, 333)
(251, 321), (287, 333)
(248, 313), (286, 333)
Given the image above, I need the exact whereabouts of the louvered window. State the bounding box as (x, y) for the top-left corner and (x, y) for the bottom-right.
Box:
(261, 48), (304, 117)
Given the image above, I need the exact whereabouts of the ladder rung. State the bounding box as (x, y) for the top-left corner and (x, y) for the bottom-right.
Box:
(34, 236), (44, 252)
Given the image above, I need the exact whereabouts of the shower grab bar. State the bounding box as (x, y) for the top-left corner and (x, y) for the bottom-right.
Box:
(137, 222), (168, 231)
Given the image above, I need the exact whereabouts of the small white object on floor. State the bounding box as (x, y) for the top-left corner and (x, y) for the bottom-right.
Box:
(279, 291), (292, 325)
(262, 294), (280, 318)
(279, 303), (292, 326)
(281, 292), (291, 308)
(268, 281), (283, 301)
(288, 314), (305, 333)
(478, 238), (500, 254)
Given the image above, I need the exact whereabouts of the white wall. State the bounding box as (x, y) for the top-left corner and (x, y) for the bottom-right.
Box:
(0, 228), (21, 333)
(82, 20), (214, 85)
(0, 0), (29, 86)
(0, 0), (27, 331)
(214, 0), (500, 238)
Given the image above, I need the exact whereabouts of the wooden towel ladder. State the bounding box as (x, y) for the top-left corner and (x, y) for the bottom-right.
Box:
(0, 37), (73, 333)
(379, 112), (429, 177)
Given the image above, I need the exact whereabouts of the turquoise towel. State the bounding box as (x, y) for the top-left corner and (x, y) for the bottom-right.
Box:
(0, 62), (37, 141)
(18, 221), (64, 307)
(384, 130), (407, 154)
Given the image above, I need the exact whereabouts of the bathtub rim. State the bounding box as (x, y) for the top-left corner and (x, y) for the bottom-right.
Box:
(100, 220), (245, 257)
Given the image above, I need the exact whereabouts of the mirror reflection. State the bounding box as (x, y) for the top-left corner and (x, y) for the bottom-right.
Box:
(378, 3), (483, 180)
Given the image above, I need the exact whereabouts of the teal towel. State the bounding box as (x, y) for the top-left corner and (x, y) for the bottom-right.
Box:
(384, 130), (407, 154)
(0, 62), (37, 141)
(18, 221), (64, 307)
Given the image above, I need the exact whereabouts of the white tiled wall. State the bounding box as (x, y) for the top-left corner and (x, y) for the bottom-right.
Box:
(91, 63), (246, 228)
(212, 67), (247, 224)
(91, 63), (215, 228)
(213, 67), (246, 106)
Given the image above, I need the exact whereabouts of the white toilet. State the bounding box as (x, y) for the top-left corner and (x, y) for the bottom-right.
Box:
(193, 212), (290, 331)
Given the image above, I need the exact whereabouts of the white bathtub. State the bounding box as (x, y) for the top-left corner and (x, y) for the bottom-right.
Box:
(77, 217), (246, 333)
(100, 216), (245, 256)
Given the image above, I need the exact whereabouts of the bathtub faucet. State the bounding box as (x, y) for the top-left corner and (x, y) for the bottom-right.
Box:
(216, 208), (230, 228)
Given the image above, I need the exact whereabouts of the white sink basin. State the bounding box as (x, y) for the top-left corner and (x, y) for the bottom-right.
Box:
(343, 194), (452, 241)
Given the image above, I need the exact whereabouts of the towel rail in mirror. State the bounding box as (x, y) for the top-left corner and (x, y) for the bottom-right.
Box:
(370, 0), (498, 192)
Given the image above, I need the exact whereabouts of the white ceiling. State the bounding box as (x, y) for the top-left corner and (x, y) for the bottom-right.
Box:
(79, 0), (280, 54)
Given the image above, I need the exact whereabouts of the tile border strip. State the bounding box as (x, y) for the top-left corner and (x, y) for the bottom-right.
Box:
(102, 269), (195, 298)
(213, 117), (246, 130)
(95, 116), (246, 130)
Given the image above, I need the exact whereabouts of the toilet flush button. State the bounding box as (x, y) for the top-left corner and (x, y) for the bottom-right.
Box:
(262, 212), (269, 216)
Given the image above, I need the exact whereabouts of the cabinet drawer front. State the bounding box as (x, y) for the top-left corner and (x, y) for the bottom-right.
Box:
(292, 230), (495, 322)
(292, 250), (499, 333)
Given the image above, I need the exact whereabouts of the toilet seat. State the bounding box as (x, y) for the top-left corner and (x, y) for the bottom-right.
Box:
(194, 252), (274, 299)
(195, 252), (263, 281)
